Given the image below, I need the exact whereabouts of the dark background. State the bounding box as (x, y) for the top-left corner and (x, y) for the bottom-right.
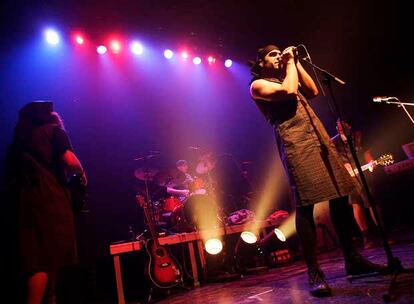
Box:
(1, 0), (413, 302)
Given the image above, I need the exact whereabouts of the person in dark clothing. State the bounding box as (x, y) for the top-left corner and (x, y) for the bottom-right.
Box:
(249, 44), (386, 296)
(5, 101), (87, 304)
(331, 119), (391, 249)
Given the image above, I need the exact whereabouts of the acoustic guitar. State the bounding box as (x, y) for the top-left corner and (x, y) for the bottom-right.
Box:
(136, 194), (182, 288)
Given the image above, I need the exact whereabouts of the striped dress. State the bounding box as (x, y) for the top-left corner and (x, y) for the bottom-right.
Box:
(253, 78), (355, 206)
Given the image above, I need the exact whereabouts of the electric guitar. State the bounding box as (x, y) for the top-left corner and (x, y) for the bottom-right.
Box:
(345, 153), (394, 177)
(136, 194), (182, 288)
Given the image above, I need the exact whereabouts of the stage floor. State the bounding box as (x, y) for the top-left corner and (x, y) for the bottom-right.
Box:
(149, 228), (414, 304)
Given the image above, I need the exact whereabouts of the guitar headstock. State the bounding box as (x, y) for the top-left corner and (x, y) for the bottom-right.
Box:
(375, 153), (394, 166)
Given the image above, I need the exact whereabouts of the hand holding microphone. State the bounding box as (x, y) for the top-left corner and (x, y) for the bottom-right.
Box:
(282, 46), (298, 64)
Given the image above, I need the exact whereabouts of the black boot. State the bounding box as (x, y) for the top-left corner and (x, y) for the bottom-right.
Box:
(307, 267), (332, 297)
(345, 251), (388, 276)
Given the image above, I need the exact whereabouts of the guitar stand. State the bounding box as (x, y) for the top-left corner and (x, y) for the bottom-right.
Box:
(143, 281), (191, 304)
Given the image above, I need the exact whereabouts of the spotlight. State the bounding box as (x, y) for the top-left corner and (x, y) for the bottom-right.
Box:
(193, 57), (202, 65)
(97, 45), (107, 55)
(181, 51), (189, 60)
(205, 238), (223, 255)
(274, 228), (286, 242)
(240, 231), (257, 244)
(234, 234), (267, 274)
(164, 49), (173, 59)
(110, 40), (121, 53)
(224, 59), (233, 68)
(259, 228), (286, 246)
(44, 29), (60, 45)
(257, 227), (291, 268)
(130, 41), (143, 55)
(207, 56), (216, 64)
(75, 35), (84, 45)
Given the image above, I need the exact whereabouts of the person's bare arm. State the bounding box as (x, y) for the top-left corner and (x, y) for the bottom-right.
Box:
(296, 60), (319, 99)
(62, 150), (87, 186)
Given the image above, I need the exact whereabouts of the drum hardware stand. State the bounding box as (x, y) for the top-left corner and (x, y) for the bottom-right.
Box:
(135, 229), (148, 241)
(301, 56), (414, 302)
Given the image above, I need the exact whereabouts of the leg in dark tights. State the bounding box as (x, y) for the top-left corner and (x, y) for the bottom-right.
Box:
(296, 205), (318, 269)
(329, 195), (387, 275)
(329, 196), (355, 258)
(296, 204), (332, 296)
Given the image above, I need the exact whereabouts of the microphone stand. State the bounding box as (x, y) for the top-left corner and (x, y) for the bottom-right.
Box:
(376, 97), (414, 126)
(301, 57), (412, 302)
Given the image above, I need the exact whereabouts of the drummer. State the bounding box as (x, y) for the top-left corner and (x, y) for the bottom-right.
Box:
(166, 159), (193, 202)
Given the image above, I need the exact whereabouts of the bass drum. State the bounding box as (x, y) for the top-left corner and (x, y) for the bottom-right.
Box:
(171, 194), (218, 232)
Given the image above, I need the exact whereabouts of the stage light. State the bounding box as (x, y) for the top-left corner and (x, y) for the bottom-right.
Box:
(208, 56), (216, 64)
(224, 59), (233, 68)
(274, 228), (286, 242)
(205, 238), (223, 255)
(44, 29), (60, 45)
(181, 51), (189, 60)
(97, 45), (107, 55)
(258, 227), (287, 252)
(240, 231), (258, 244)
(130, 42), (143, 55)
(110, 40), (121, 53)
(193, 57), (202, 65)
(75, 35), (84, 45)
(234, 235), (267, 273)
(164, 49), (173, 59)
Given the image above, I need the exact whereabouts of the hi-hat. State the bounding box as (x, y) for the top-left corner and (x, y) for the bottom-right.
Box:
(134, 167), (159, 181)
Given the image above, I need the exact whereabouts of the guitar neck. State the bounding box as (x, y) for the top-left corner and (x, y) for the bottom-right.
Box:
(142, 203), (160, 247)
(348, 162), (373, 176)
(359, 163), (372, 172)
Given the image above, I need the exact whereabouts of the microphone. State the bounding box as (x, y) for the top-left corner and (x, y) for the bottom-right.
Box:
(284, 46), (310, 62)
(188, 146), (200, 150)
(373, 96), (398, 103)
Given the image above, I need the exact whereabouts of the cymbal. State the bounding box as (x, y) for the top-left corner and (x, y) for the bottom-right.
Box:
(134, 167), (159, 181)
(196, 159), (215, 175)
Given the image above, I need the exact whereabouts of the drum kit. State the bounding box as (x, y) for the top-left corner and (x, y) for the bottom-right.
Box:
(134, 153), (220, 233)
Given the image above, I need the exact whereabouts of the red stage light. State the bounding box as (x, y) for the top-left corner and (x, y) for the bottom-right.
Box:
(110, 40), (121, 53)
(208, 56), (216, 64)
(75, 35), (84, 45)
(181, 51), (189, 60)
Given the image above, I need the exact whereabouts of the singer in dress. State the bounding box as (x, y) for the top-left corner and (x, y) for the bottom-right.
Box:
(249, 44), (386, 296)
